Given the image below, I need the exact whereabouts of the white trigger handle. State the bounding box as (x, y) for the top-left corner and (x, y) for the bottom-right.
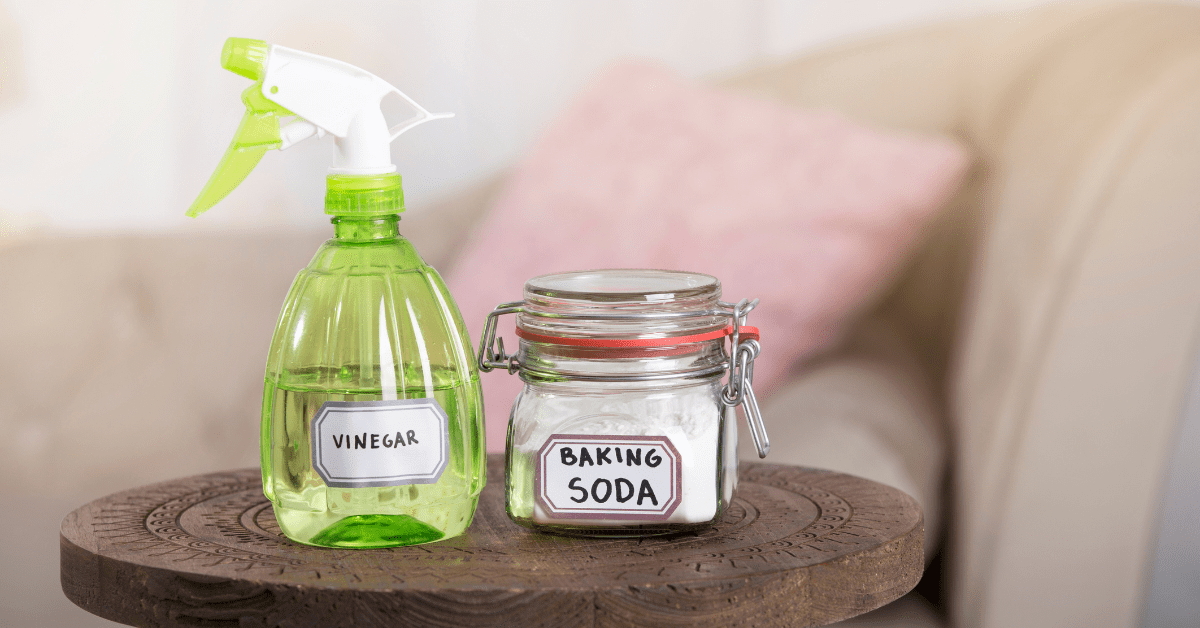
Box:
(386, 86), (454, 142)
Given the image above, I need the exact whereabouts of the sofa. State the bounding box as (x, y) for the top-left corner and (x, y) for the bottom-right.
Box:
(2, 2), (1198, 626)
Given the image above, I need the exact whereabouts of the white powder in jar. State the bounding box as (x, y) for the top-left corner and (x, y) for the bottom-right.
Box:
(510, 379), (735, 525)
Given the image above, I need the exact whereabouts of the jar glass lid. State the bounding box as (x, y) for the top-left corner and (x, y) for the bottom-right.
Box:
(519, 269), (727, 342)
(525, 269), (720, 304)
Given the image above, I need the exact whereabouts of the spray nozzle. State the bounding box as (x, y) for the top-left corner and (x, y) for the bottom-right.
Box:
(187, 37), (452, 218)
(222, 38), (268, 81)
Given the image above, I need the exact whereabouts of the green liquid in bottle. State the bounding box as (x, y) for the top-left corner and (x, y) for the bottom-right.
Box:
(310, 514), (444, 548)
(263, 370), (482, 546)
(261, 214), (486, 548)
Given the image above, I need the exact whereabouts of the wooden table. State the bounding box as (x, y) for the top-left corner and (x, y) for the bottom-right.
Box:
(61, 455), (923, 627)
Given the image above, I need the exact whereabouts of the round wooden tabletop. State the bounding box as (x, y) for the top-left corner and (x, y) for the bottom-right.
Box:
(61, 455), (923, 628)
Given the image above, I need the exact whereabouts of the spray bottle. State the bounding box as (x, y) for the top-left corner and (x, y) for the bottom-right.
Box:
(188, 38), (485, 548)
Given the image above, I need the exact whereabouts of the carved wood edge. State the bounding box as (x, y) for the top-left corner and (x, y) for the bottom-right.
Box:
(61, 456), (923, 627)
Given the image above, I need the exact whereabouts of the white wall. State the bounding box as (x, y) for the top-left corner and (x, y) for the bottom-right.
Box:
(0, 0), (1058, 239)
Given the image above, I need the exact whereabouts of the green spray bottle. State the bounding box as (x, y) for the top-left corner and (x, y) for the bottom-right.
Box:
(187, 38), (485, 548)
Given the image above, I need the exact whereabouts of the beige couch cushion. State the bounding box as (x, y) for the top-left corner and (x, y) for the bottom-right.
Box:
(0, 232), (319, 499)
(726, 4), (1200, 626)
(950, 6), (1200, 626)
(743, 316), (946, 562)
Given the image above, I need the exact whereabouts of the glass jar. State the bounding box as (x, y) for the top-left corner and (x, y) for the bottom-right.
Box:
(479, 269), (769, 537)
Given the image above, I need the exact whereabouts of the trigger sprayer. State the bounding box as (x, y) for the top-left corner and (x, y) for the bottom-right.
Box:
(189, 38), (486, 549)
(187, 37), (451, 217)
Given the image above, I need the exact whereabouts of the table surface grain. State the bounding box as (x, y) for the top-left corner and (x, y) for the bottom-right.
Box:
(61, 455), (923, 627)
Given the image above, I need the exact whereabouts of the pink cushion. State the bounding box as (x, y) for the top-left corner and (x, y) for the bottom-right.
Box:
(446, 62), (969, 452)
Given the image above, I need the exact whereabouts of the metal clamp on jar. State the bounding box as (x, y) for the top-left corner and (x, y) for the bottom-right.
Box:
(479, 269), (769, 537)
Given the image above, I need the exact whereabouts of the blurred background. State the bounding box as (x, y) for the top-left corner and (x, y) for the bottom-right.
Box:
(3, 1), (1200, 627)
(0, 0), (1047, 241)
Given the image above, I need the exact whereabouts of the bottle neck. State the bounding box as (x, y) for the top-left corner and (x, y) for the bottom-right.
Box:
(332, 215), (399, 242)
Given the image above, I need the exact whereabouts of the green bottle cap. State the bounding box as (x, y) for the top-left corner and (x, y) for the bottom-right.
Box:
(325, 174), (405, 216)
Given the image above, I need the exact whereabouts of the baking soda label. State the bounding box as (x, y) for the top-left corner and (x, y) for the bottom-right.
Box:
(310, 399), (449, 488)
(535, 434), (682, 520)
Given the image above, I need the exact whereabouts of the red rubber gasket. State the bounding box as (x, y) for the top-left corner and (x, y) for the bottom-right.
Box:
(514, 324), (759, 348)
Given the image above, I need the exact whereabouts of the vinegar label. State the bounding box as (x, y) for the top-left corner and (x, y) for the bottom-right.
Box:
(310, 399), (449, 488)
(535, 434), (681, 520)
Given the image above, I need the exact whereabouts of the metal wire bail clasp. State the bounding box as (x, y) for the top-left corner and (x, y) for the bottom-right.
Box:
(721, 298), (770, 459)
(478, 302), (524, 374)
